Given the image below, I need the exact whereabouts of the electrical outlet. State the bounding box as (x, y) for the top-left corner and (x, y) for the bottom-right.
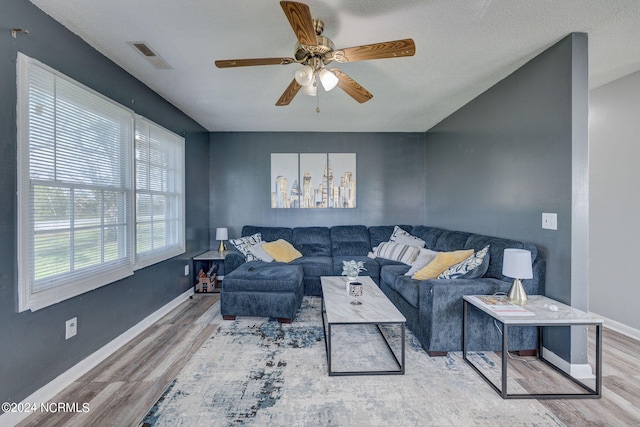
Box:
(542, 213), (557, 230)
(65, 317), (77, 340)
(184, 264), (189, 276)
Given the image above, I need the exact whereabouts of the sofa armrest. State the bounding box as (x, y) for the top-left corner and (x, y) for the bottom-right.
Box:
(418, 278), (509, 352)
(224, 252), (246, 275)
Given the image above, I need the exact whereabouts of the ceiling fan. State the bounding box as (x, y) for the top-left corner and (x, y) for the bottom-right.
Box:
(215, 1), (416, 109)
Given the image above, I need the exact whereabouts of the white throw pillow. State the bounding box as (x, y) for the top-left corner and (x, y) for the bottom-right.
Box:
(405, 248), (439, 276)
(248, 241), (274, 262)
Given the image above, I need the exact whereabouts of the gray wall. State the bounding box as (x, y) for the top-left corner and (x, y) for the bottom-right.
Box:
(590, 70), (640, 332)
(423, 34), (589, 362)
(209, 132), (426, 243)
(1, 0), (210, 404)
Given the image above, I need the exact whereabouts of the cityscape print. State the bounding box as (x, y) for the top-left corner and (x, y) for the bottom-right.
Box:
(271, 153), (356, 209)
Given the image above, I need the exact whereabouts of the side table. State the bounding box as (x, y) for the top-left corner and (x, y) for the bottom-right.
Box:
(463, 294), (603, 399)
(192, 250), (235, 293)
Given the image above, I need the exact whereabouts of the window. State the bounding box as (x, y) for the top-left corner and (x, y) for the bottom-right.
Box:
(17, 53), (185, 312)
(135, 117), (185, 267)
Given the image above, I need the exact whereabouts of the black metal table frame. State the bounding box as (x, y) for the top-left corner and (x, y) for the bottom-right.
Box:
(322, 298), (405, 376)
(462, 299), (602, 399)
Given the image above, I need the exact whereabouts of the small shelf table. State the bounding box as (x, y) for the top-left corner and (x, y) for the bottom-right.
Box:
(463, 294), (603, 399)
(192, 250), (235, 293)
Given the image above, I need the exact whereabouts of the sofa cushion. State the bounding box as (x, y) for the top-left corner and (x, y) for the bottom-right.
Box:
(263, 239), (303, 263)
(434, 230), (473, 252)
(389, 274), (420, 308)
(411, 226), (471, 252)
(290, 256), (333, 277)
(410, 226), (445, 250)
(230, 232), (262, 261)
(381, 264), (410, 286)
(464, 235), (538, 280)
(242, 226), (292, 243)
(374, 257), (408, 267)
(331, 225), (371, 256)
(412, 249), (474, 280)
(438, 245), (490, 279)
(368, 225), (412, 249)
(292, 227), (331, 257)
(332, 255), (380, 279)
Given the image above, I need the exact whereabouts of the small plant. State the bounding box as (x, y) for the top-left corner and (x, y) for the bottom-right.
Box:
(342, 260), (366, 278)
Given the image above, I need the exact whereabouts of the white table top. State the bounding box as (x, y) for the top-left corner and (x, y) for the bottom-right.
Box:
(464, 295), (604, 325)
(321, 276), (406, 324)
(193, 250), (235, 261)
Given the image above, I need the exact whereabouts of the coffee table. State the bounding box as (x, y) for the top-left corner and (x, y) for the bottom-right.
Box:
(320, 276), (406, 376)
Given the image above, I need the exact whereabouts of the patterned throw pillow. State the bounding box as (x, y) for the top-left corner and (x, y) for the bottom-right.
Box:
(373, 241), (421, 265)
(230, 232), (262, 262)
(389, 226), (425, 248)
(438, 245), (490, 279)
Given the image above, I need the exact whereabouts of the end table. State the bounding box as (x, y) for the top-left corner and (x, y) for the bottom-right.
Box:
(463, 294), (603, 399)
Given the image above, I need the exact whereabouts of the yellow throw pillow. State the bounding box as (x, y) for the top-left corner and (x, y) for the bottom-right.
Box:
(262, 239), (303, 263)
(411, 249), (474, 280)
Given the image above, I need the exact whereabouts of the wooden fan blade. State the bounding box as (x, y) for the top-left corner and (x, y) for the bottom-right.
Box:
(276, 79), (302, 106)
(333, 38), (415, 63)
(280, 1), (317, 47)
(215, 57), (295, 68)
(330, 69), (373, 103)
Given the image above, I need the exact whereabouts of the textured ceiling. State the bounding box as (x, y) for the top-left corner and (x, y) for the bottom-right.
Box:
(28, 0), (640, 132)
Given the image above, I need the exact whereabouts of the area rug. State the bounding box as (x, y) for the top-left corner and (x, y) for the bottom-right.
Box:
(141, 297), (564, 426)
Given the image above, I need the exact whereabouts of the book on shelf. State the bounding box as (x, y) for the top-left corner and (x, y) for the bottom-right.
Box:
(469, 295), (535, 316)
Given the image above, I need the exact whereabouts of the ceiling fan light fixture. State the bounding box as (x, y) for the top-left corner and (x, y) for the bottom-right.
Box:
(318, 68), (338, 91)
(302, 77), (317, 96)
(294, 65), (314, 86)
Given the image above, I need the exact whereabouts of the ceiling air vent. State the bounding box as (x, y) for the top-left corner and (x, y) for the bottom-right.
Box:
(128, 41), (172, 70)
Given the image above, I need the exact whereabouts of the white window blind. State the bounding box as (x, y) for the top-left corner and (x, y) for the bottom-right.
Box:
(135, 117), (185, 267)
(17, 54), (137, 312)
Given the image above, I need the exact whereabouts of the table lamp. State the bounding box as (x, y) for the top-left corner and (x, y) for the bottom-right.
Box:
(216, 227), (228, 252)
(502, 248), (533, 305)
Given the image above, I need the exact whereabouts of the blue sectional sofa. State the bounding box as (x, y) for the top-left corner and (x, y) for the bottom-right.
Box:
(223, 225), (545, 355)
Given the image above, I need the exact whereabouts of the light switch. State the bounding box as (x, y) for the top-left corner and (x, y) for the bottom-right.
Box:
(542, 213), (557, 230)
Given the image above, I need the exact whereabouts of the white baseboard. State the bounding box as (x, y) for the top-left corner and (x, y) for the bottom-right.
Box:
(542, 346), (594, 379)
(592, 311), (640, 342)
(0, 288), (194, 426)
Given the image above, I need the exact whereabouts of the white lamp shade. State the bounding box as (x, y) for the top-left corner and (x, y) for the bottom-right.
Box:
(294, 65), (313, 86)
(215, 227), (228, 241)
(318, 68), (339, 91)
(502, 249), (533, 279)
(302, 78), (317, 96)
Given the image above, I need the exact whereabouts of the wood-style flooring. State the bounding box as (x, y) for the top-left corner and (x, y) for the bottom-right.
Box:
(18, 294), (220, 427)
(18, 294), (640, 426)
